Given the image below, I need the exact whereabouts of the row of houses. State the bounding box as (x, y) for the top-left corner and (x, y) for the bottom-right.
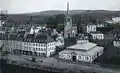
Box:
(0, 32), (56, 57)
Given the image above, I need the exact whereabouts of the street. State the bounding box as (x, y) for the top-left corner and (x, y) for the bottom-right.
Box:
(2, 53), (120, 73)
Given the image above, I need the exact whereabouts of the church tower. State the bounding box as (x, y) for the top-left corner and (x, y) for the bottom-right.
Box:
(64, 2), (73, 38)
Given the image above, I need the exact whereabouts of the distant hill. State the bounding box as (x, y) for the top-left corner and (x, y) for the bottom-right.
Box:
(7, 10), (120, 24)
(11, 10), (88, 16)
(11, 10), (120, 16)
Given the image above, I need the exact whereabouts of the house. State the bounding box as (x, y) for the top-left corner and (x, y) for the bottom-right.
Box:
(55, 34), (64, 47)
(77, 33), (89, 43)
(106, 17), (120, 24)
(112, 17), (120, 23)
(90, 32), (104, 40)
(113, 36), (120, 47)
(82, 24), (96, 33)
(59, 42), (104, 62)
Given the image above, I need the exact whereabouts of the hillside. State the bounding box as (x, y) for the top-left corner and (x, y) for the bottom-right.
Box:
(7, 10), (120, 24)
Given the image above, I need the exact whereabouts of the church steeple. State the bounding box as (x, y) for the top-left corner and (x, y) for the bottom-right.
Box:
(64, 2), (73, 38)
(67, 2), (69, 16)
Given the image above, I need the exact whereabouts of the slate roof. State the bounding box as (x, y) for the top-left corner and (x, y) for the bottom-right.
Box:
(23, 33), (54, 43)
(0, 32), (54, 43)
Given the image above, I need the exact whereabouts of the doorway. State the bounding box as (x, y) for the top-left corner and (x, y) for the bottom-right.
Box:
(72, 55), (76, 61)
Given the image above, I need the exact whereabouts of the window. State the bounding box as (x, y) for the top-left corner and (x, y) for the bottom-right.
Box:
(78, 55), (82, 60)
(60, 54), (63, 57)
(29, 47), (31, 51)
(44, 48), (46, 51)
(43, 44), (44, 47)
(85, 56), (90, 61)
(33, 48), (35, 51)
(36, 48), (38, 51)
(41, 48), (43, 51)
(67, 55), (70, 58)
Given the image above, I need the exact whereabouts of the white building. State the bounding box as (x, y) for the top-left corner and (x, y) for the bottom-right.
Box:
(90, 32), (104, 40)
(59, 42), (104, 62)
(106, 17), (120, 24)
(82, 24), (96, 33)
(113, 36), (120, 47)
(112, 17), (120, 23)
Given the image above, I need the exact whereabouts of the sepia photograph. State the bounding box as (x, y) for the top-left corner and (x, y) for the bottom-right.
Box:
(0, 0), (120, 73)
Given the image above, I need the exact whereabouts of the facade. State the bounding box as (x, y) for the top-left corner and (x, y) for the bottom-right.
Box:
(82, 24), (96, 33)
(59, 42), (104, 62)
(90, 32), (104, 40)
(0, 32), (56, 57)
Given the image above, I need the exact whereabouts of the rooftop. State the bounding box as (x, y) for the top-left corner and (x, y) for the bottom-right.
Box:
(90, 31), (103, 34)
(67, 42), (97, 51)
(0, 32), (54, 43)
(60, 46), (104, 56)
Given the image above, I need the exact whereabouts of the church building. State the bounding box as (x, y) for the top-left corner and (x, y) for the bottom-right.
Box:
(64, 2), (77, 38)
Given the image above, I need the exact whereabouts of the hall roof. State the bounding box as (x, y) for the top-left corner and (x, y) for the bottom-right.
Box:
(60, 46), (104, 56)
(67, 42), (97, 51)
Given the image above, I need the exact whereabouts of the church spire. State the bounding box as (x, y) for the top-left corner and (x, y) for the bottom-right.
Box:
(67, 2), (69, 16)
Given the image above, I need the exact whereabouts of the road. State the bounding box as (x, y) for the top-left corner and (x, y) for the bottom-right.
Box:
(2, 54), (120, 73)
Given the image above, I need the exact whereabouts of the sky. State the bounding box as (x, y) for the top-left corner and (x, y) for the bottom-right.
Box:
(0, 0), (120, 14)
